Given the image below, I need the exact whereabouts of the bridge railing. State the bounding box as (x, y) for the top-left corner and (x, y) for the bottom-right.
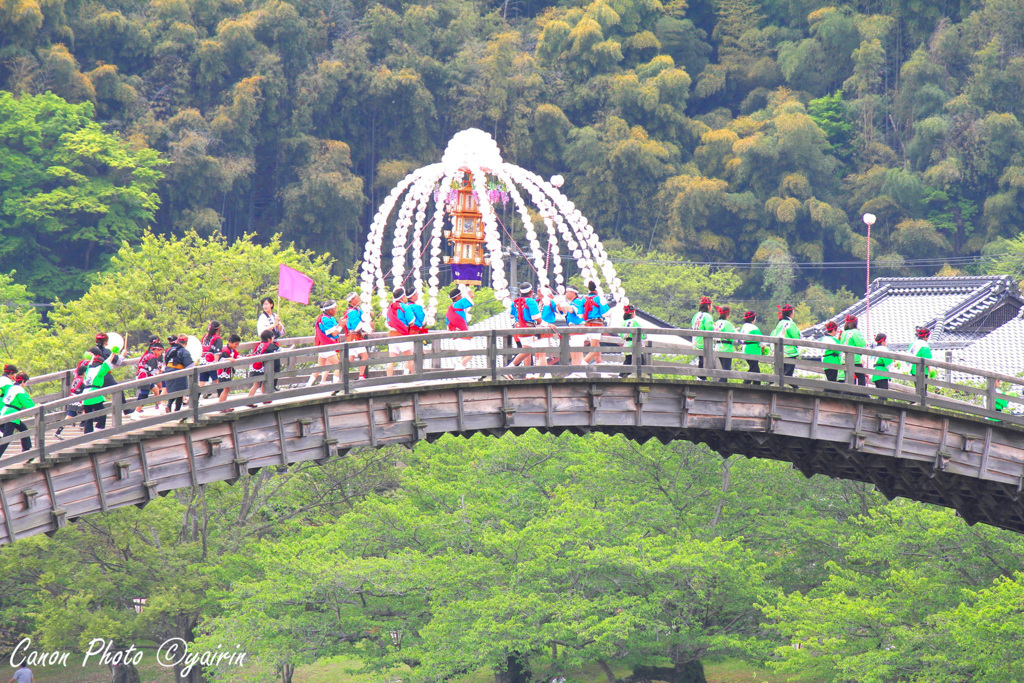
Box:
(2, 328), (1022, 469)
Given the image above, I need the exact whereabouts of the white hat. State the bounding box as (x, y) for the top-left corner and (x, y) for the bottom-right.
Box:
(345, 291), (359, 302)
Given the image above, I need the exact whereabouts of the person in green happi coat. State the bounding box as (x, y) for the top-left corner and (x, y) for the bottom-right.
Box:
(713, 306), (737, 383)
(739, 311), (767, 385)
(822, 320), (842, 383)
(691, 296), (714, 379)
(839, 314), (867, 386)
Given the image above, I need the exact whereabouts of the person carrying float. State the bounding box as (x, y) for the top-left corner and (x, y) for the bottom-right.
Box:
(713, 306), (736, 382)
(563, 285), (586, 368)
(839, 314), (867, 386)
(81, 344), (123, 432)
(386, 287), (415, 377)
(821, 320), (842, 383)
(446, 285), (475, 370)
(581, 281), (615, 365)
(309, 300), (342, 386)
(738, 311), (767, 385)
(691, 296), (714, 379)
(344, 292), (371, 381)
(509, 282), (546, 375)
(770, 304), (800, 379)
(0, 372), (34, 459)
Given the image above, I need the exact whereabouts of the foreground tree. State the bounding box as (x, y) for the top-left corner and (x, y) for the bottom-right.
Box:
(0, 92), (165, 301)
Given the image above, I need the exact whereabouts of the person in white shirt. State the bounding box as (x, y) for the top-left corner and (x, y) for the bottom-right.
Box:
(256, 297), (285, 339)
(10, 663), (34, 683)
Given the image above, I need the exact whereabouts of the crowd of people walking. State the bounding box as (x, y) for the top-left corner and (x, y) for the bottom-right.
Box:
(1, 285), (1013, 461)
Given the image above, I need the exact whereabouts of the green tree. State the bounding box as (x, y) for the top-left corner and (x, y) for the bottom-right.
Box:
(0, 92), (165, 300)
(46, 231), (343, 369)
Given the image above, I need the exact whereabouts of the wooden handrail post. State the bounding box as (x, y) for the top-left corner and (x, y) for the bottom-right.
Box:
(559, 330), (569, 370)
(36, 405), (46, 462)
(341, 347), (350, 395)
(774, 342), (785, 387)
(112, 390), (123, 429)
(916, 358), (927, 405)
(489, 331), (498, 381)
(844, 349), (854, 385)
(264, 358), (276, 398)
(414, 340), (424, 376)
(985, 376), (996, 412)
(703, 335), (715, 381)
(62, 370), (72, 399)
(190, 367), (201, 423)
(632, 332), (642, 379)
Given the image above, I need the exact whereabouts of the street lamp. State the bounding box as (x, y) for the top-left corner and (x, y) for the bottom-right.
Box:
(863, 213), (876, 339)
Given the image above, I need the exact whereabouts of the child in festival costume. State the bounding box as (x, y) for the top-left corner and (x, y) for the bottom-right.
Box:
(216, 334), (243, 410)
(509, 282), (545, 375)
(132, 339), (165, 417)
(446, 286), (475, 370)
(385, 287), (415, 377)
(82, 346), (123, 432)
(309, 300), (342, 386)
(0, 372), (34, 459)
(909, 326), (935, 378)
(713, 306), (736, 382)
(582, 281), (614, 365)
(344, 292), (371, 380)
(691, 296), (714, 379)
(871, 333), (893, 390)
(248, 329), (281, 402)
(739, 311), (767, 385)
(770, 304), (800, 379)
(619, 304), (646, 377)
(54, 359), (89, 439)
(198, 321), (224, 389)
(0, 365), (16, 402)
(822, 320), (842, 383)
(839, 314), (867, 386)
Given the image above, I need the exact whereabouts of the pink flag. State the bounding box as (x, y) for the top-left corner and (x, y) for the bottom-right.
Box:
(278, 264), (314, 304)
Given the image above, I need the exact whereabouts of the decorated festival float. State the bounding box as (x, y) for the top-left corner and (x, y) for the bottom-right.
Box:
(356, 128), (629, 324)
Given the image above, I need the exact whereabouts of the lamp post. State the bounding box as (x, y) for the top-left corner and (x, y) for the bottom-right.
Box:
(863, 213), (876, 339)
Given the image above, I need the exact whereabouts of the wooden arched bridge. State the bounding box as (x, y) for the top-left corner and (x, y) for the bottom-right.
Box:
(2, 327), (1024, 543)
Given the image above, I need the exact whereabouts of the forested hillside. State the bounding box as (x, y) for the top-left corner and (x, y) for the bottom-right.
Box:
(3, 0), (1024, 301)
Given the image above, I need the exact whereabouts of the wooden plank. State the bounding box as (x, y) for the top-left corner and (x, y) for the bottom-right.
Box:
(978, 427), (993, 479)
(457, 390), (465, 433)
(90, 454), (109, 513)
(0, 482), (15, 543)
(893, 411), (906, 461)
(276, 412), (288, 466)
(368, 398), (377, 447)
(184, 433), (199, 489)
(546, 385), (554, 429)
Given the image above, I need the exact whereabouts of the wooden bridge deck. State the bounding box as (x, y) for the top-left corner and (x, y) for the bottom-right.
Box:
(2, 327), (1024, 543)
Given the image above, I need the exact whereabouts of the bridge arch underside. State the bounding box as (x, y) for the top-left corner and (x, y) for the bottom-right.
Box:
(2, 380), (1024, 543)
